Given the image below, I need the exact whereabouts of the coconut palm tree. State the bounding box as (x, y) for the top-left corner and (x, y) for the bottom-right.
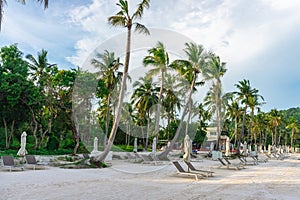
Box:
(159, 42), (206, 159)
(226, 98), (242, 147)
(162, 74), (182, 140)
(268, 109), (282, 146)
(91, 50), (122, 146)
(131, 77), (158, 150)
(202, 53), (227, 150)
(0, 0), (48, 31)
(143, 41), (169, 142)
(286, 117), (299, 148)
(248, 95), (264, 144)
(93, 0), (150, 163)
(26, 49), (57, 149)
(234, 79), (259, 153)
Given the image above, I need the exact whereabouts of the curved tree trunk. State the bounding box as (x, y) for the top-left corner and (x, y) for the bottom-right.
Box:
(104, 93), (111, 146)
(158, 73), (196, 160)
(238, 107), (247, 154)
(93, 27), (131, 163)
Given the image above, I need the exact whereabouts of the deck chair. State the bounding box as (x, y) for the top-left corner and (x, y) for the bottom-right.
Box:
(217, 158), (244, 170)
(184, 161), (214, 177)
(238, 155), (257, 165)
(25, 155), (45, 170)
(2, 155), (22, 172)
(172, 161), (204, 181)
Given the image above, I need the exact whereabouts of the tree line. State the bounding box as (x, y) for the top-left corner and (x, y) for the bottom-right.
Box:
(1, 0), (299, 162)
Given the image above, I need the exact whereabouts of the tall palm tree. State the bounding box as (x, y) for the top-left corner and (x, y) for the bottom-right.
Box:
(159, 42), (206, 159)
(248, 95), (264, 144)
(162, 74), (182, 140)
(202, 53), (227, 150)
(0, 0), (48, 31)
(234, 79), (259, 153)
(226, 99), (242, 147)
(91, 50), (122, 146)
(26, 49), (56, 149)
(286, 117), (299, 148)
(143, 41), (169, 142)
(268, 109), (282, 146)
(94, 0), (150, 163)
(131, 77), (158, 149)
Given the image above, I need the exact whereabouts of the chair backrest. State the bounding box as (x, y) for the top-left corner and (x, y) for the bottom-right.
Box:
(25, 155), (37, 165)
(172, 161), (185, 172)
(2, 156), (15, 166)
(217, 158), (226, 166)
(184, 161), (196, 170)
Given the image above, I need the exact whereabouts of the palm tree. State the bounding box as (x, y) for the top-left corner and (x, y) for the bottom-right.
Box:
(93, 0), (150, 163)
(143, 41), (169, 142)
(226, 98), (242, 147)
(131, 77), (158, 150)
(234, 79), (259, 153)
(268, 109), (282, 146)
(91, 50), (122, 146)
(248, 95), (264, 145)
(286, 117), (299, 148)
(202, 53), (227, 150)
(26, 49), (57, 149)
(162, 74), (182, 140)
(159, 42), (206, 159)
(0, 0), (48, 31)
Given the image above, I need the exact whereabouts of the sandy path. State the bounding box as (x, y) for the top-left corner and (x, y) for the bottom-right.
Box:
(1, 155), (299, 200)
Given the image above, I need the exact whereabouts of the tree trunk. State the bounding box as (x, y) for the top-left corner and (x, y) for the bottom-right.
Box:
(3, 118), (9, 149)
(104, 93), (111, 146)
(238, 107), (247, 154)
(93, 27), (132, 163)
(291, 129), (294, 147)
(185, 100), (192, 136)
(234, 116), (238, 147)
(72, 113), (80, 155)
(8, 120), (15, 148)
(158, 73), (196, 159)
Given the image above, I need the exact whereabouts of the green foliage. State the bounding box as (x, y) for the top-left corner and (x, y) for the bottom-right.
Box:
(47, 133), (60, 151)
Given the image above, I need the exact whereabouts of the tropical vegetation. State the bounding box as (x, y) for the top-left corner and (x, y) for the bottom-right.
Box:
(1, 0), (300, 162)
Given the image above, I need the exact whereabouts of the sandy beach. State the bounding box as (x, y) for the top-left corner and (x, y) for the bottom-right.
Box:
(1, 154), (300, 200)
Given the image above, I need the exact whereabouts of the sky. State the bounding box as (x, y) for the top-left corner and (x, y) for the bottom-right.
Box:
(0, 0), (300, 112)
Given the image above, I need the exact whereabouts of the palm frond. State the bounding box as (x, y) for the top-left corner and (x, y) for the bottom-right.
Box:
(108, 15), (126, 27)
(134, 23), (150, 35)
(37, 0), (48, 9)
(132, 0), (150, 19)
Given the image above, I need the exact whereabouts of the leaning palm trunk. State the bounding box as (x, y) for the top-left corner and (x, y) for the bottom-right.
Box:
(153, 71), (164, 142)
(185, 100), (192, 136)
(158, 74), (196, 159)
(93, 28), (131, 163)
(104, 94), (111, 146)
(238, 107), (247, 154)
(215, 82), (221, 151)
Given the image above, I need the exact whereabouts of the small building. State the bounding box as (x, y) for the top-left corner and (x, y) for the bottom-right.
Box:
(201, 127), (229, 151)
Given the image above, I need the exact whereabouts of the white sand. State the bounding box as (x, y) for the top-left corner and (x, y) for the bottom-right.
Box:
(1, 154), (300, 200)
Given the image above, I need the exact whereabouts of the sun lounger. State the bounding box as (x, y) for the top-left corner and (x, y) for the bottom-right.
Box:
(172, 161), (204, 181)
(25, 155), (45, 170)
(217, 158), (244, 170)
(184, 161), (214, 177)
(238, 155), (257, 165)
(1, 155), (23, 172)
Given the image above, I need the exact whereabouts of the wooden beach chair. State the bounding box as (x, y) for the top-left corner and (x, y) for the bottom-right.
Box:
(238, 155), (257, 165)
(172, 161), (204, 181)
(217, 158), (244, 170)
(184, 161), (214, 177)
(2, 155), (22, 172)
(25, 155), (45, 170)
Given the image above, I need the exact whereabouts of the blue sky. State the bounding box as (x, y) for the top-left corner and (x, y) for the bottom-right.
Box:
(0, 0), (299, 112)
